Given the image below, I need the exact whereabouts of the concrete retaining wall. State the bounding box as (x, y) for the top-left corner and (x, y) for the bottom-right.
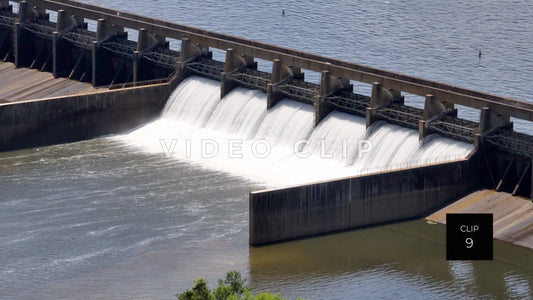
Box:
(250, 154), (480, 246)
(0, 83), (172, 151)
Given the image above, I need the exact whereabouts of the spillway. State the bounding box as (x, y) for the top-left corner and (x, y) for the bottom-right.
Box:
(117, 76), (474, 187)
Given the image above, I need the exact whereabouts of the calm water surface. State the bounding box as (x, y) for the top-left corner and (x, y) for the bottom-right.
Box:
(1, 0), (533, 299)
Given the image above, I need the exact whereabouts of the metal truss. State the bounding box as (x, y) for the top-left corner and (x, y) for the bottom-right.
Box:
(229, 69), (270, 92)
(61, 29), (95, 50)
(326, 91), (370, 116)
(22, 22), (55, 39)
(108, 75), (172, 90)
(374, 103), (478, 142)
(426, 120), (477, 143)
(276, 81), (318, 104)
(142, 47), (178, 69)
(0, 12), (15, 29)
(376, 103), (423, 130)
(485, 129), (533, 158)
(185, 58), (224, 80)
(100, 39), (136, 59)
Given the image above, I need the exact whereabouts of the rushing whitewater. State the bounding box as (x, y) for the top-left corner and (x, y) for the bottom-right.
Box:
(117, 76), (473, 187)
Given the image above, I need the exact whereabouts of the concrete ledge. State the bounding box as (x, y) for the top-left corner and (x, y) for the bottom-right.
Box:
(0, 83), (172, 151)
(250, 153), (481, 246)
(427, 189), (533, 250)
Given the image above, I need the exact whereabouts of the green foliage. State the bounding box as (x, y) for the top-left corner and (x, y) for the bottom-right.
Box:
(214, 270), (248, 299)
(176, 271), (307, 300)
(177, 278), (213, 300)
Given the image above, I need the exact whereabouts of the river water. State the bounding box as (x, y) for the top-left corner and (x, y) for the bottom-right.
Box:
(1, 0), (533, 299)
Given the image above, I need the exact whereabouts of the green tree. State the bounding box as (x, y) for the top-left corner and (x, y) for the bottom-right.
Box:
(213, 270), (248, 300)
(176, 271), (307, 300)
(177, 278), (213, 300)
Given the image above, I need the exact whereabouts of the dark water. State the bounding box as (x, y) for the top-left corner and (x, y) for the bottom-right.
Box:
(1, 0), (533, 299)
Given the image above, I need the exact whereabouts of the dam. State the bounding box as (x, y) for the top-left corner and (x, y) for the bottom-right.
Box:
(0, 0), (532, 298)
(1, 0), (532, 244)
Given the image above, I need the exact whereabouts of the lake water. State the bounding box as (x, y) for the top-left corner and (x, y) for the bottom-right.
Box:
(1, 0), (532, 299)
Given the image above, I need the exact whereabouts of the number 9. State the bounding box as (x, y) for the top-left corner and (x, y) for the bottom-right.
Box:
(466, 237), (474, 248)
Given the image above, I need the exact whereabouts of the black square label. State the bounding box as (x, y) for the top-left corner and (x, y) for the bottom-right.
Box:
(446, 213), (493, 260)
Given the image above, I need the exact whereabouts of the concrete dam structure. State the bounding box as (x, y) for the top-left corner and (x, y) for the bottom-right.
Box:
(1, 0), (532, 246)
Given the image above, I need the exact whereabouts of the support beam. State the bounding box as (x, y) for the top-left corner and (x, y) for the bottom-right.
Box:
(531, 156), (533, 202)
(174, 37), (205, 85)
(267, 59), (288, 109)
(418, 94), (455, 140)
(478, 107), (512, 135)
(137, 28), (148, 51)
(420, 94), (437, 140)
(132, 50), (140, 83)
(315, 70), (333, 126)
(496, 158), (514, 191)
(389, 89), (404, 104)
(92, 19), (124, 86)
(13, 22), (22, 67)
(95, 18), (106, 43)
(55, 9), (72, 32)
(314, 70), (351, 126)
(94, 19), (122, 84)
(91, 40), (99, 86)
(52, 10), (76, 78)
(32, 5), (46, 19)
(13, 1), (32, 68)
(18, 1), (28, 23)
(153, 34), (167, 47)
(220, 48), (256, 99)
(52, 31), (59, 77)
(72, 15), (85, 28)
(512, 163), (530, 196)
(136, 28), (156, 53)
(220, 48), (238, 99)
(95, 18), (123, 43)
(366, 82), (392, 128)
(133, 28), (155, 83)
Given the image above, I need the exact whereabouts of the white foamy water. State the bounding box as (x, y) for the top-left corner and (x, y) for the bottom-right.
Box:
(117, 76), (474, 187)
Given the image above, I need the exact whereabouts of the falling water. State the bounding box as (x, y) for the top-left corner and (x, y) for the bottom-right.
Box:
(117, 76), (474, 187)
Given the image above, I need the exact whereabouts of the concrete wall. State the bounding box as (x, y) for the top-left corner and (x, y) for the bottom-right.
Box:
(249, 154), (480, 246)
(0, 83), (172, 151)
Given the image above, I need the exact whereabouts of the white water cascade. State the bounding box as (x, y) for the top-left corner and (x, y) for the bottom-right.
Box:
(117, 76), (474, 187)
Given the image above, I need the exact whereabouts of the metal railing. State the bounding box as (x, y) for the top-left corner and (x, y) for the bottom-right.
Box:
(486, 129), (533, 158)
(107, 71), (175, 90)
